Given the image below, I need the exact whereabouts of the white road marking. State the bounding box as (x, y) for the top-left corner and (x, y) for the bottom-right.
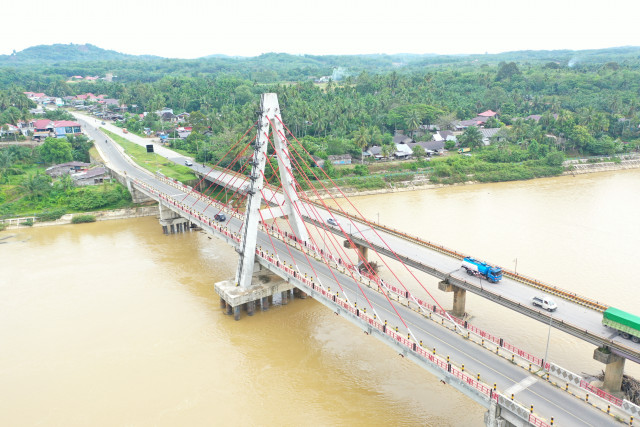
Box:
(505, 376), (538, 395)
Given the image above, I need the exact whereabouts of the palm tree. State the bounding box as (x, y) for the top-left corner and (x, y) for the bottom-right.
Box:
(352, 127), (371, 164)
(381, 144), (395, 160)
(405, 109), (422, 136)
(0, 149), (15, 183)
(458, 126), (483, 149)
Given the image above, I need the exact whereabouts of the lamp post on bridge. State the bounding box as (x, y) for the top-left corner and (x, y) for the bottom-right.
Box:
(514, 258), (518, 274)
(544, 313), (553, 371)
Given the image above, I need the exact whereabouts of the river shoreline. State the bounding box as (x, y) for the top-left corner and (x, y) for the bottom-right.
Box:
(2, 158), (639, 228)
(317, 157), (640, 198)
(2, 205), (159, 230)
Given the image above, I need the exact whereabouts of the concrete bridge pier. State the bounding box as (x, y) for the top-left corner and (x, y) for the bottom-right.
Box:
(291, 288), (308, 299)
(483, 400), (515, 426)
(158, 203), (189, 234)
(438, 280), (467, 318)
(246, 300), (256, 316)
(593, 347), (625, 393)
(344, 240), (368, 261)
(214, 266), (295, 321)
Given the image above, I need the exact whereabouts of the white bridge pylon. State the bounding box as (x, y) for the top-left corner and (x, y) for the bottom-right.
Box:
(235, 93), (309, 289)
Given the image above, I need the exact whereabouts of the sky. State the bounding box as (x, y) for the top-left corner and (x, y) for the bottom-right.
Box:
(4, 0), (640, 58)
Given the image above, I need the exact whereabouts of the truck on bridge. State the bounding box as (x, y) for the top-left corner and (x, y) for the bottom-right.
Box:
(603, 307), (640, 343)
(461, 257), (502, 283)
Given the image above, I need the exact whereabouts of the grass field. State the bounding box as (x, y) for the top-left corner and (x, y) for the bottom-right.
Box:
(102, 129), (197, 183)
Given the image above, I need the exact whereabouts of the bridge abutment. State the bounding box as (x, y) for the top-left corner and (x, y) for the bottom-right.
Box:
(438, 281), (467, 318)
(593, 347), (625, 393)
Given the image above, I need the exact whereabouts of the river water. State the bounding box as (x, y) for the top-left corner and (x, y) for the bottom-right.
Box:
(1, 169), (639, 426)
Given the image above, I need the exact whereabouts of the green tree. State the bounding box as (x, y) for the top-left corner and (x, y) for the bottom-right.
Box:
(458, 126), (483, 149)
(19, 172), (52, 200)
(496, 62), (522, 81)
(0, 149), (15, 182)
(412, 145), (427, 159)
(352, 126), (371, 164)
(39, 137), (73, 164)
(381, 144), (395, 159)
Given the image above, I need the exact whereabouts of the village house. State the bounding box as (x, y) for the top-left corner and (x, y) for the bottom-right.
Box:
(53, 120), (82, 138)
(363, 145), (384, 160)
(327, 154), (352, 165)
(432, 130), (457, 143)
(394, 141), (413, 159)
(0, 124), (20, 139)
(407, 140), (445, 155)
(45, 162), (90, 177)
(311, 155), (325, 168)
(72, 167), (110, 186)
(31, 119), (82, 140)
(455, 110), (499, 130)
(479, 128), (502, 146)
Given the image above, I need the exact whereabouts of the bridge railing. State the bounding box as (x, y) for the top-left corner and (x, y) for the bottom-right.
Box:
(317, 202), (609, 312)
(254, 249), (552, 426)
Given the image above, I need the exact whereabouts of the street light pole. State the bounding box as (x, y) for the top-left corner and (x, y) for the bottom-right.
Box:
(514, 258), (518, 274)
(544, 313), (553, 370)
(377, 212), (380, 224)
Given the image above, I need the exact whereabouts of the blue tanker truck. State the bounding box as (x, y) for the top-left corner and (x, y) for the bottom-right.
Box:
(461, 257), (503, 283)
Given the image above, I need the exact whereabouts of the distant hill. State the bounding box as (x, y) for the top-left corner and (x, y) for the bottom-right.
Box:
(0, 43), (161, 64)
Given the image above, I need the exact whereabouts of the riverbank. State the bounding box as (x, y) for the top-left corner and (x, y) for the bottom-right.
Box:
(314, 156), (640, 199)
(1, 204), (159, 230)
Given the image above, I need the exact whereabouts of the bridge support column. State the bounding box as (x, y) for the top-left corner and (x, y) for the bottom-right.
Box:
(246, 300), (255, 316)
(281, 291), (289, 305)
(483, 400), (511, 426)
(594, 347), (625, 393)
(438, 281), (467, 318)
(344, 240), (368, 261)
(158, 203), (188, 235)
(261, 297), (269, 311)
(220, 297), (227, 309)
(233, 305), (241, 321)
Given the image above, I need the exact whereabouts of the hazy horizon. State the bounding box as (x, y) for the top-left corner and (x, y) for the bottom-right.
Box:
(3, 0), (640, 59)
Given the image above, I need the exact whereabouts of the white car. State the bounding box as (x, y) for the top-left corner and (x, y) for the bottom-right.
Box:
(327, 218), (339, 226)
(532, 295), (557, 312)
(184, 160), (193, 166)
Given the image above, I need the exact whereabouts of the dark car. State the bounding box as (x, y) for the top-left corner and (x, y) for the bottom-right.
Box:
(214, 213), (226, 222)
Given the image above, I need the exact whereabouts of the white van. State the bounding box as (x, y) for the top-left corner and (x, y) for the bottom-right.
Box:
(531, 295), (557, 312)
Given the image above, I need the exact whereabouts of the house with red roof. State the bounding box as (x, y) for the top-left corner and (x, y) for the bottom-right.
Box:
(53, 120), (82, 138)
(478, 110), (498, 118)
(23, 92), (47, 103)
(33, 119), (55, 139)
